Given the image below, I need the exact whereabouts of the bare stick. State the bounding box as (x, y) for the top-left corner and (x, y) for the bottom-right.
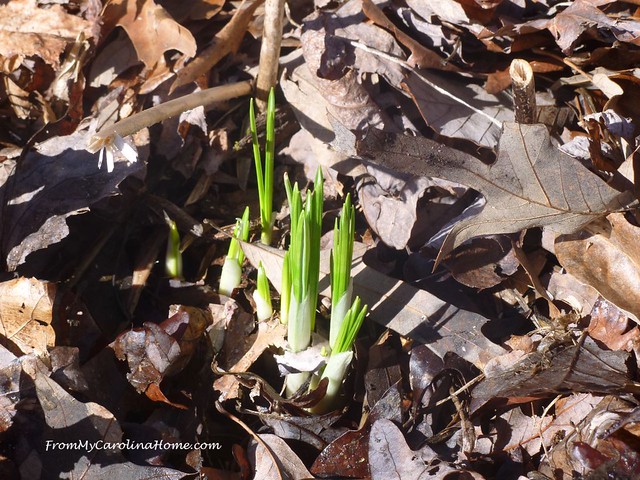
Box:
(510, 59), (537, 124)
(88, 80), (253, 151)
(255, 0), (285, 109)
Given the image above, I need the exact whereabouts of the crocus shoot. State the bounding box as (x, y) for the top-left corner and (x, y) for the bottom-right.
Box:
(281, 169), (324, 396)
(250, 87), (276, 245)
(330, 193), (355, 350)
(253, 262), (273, 321)
(164, 213), (183, 279)
(316, 296), (367, 412)
(219, 206), (250, 296)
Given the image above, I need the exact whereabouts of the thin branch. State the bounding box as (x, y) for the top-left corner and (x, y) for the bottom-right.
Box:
(87, 80), (253, 151)
(256, 0), (286, 109)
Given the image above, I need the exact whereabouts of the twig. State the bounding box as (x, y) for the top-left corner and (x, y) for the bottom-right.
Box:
(349, 40), (503, 128)
(433, 373), (484, 407)
(510, 59), (537, 124)
(256, 0), (286, 109)
(87, 80), (253, 151)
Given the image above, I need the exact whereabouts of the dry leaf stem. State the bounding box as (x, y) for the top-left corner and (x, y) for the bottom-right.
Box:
(510, 59), (537, 124)
(256, 0), (285, 109)
(89, 80), (253, 149)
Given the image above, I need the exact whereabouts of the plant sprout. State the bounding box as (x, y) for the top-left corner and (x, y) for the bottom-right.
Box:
(250, 87), (276, 245)
(164, 213), (183, 279)
(253, 262), (273, 321)
(316, 296), (368, 413)
(329, 193), (355, 350)
(281, 168), (324, 396)
(219, 206), (250, 296)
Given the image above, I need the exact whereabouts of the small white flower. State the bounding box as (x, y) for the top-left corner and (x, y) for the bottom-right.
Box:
(89, 133), (138, 173)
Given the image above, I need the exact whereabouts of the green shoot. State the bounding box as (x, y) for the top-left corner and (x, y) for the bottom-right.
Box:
(250, 87), (276, 245)
(332, 296), (368, 355)
(329, 193), (355, 350)
(281, 169), (324, 396)
(315, 296), (368, 412)
(164, 213), (183, 279)
(253, 262), (273, 321)
(219, 206), (250, 296)
(280, 251), (291, 325)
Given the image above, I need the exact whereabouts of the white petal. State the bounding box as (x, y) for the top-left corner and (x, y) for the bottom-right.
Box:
(98, 147), (105, 169)
(106, 148), (115, 173)
(119, 141), (138, 164)
(112, 134), (138, 164)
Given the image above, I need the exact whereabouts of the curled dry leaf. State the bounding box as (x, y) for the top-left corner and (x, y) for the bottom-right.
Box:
(299, 23), (387, 132)
(475, 394), (600, 458)
(111, 321), (182, 394)
(110, 306), (211, 396)
(0, 277), (55, 356)
(540, 396), (640, 480)
(555, 213), (640, 322)
(361, 0), (458, 71)
(587, 298), (640, 351)
(172, 0), (264, 90)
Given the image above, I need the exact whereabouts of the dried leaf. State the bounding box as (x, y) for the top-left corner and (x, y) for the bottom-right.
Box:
(3, 356), (185, 477)
(103, 0), (197, 68)
(403, 70), (513, 148)
(480, 407), (552, 456)
(516, 0), (640, 54)
(111, 322), (182, 394)
(471, 336), (633, 410)
(299, 25), (387, 131)
(540, 396), (640, 479)
(304, 0), (407, 88)
(587, 298), (640, 351)
(555, 213), (640, 322)
(0, 277), (55, 356)
(351, 122), (635, 262)
(248, 433), (312, 480)
(369, 419), (483, 479)
(361, 0), (457, 71)
(475, 394), (600, 458)
(444, 235), (519, 289)
(0, 0), (96, 68)
(312, 426), (371, 478)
